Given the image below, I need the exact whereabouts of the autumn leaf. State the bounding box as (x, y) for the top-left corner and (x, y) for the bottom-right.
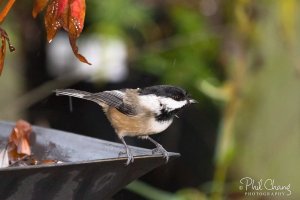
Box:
(0, 31), (6, 76)
(32, 0), (49, 18)
(0, 0), (16, 75)
(0, 28), (15, 75)
(7, 120), (32, 162)
(1, 120), (63, 167)
(33, 0), (91, 65)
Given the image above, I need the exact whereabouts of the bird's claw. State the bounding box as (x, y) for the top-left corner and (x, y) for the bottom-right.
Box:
(152, 144), (169, 163)
(118, 150), (134, 165)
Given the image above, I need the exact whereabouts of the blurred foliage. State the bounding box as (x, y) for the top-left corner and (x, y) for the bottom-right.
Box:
(0, 0), (300, 199)
(127, 180), (208, 200)
(86, 0), (220, 101)
(211, 0), (300, 199)
(86, 0), (151, 37)
(230, 0), (300, 196)
(138, 5), (219, 89)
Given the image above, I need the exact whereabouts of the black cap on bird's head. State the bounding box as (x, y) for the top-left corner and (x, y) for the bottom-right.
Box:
(140, 85), (197, 103)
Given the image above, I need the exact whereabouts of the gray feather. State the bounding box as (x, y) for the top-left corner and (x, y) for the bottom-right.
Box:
(55, 89), (137, 115)
(55, 89), (92, 98)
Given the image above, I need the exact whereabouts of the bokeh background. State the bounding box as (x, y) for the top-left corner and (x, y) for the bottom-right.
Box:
(0, 0), (299, 199)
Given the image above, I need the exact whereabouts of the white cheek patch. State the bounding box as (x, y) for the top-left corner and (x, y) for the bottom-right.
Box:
(158, 97), (187, 111)
(139, 95), (188, 114)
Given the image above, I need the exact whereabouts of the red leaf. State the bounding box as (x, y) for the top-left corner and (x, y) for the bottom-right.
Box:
(69, 0), (85, 36)
(33, 0), (91, 65)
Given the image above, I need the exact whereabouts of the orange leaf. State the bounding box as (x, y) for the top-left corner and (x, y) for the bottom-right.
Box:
(0, 32), (6, 75)
(33, 0), (91, 64)
(44, 0), (68, 42)
(32, 0), (49, 18)
(0, 28), (15, 75)
(8, 120), (32, 161)
(68, 0), (90, 65)
(68, 35), (91, 65)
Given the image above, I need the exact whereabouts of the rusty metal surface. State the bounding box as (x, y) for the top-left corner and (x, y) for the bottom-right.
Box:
(0, 121), (179, 200)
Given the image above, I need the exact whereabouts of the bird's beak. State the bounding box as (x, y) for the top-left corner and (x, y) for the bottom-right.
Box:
(187, 98), (198, 104)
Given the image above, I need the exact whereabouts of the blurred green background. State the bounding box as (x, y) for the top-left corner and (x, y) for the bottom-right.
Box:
(0, 0), (299, 199)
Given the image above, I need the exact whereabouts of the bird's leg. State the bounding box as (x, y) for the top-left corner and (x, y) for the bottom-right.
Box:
(147, 136), (169, 163)
(118, 136), (134, 165)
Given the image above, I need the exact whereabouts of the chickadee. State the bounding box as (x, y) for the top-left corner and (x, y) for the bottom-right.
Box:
(55, 85), (197, 165)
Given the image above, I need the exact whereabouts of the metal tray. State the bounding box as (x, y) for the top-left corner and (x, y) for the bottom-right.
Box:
(0, 121), (179, 200)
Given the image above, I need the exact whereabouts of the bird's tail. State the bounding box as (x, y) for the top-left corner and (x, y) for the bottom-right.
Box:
(55, 89), (92, 99)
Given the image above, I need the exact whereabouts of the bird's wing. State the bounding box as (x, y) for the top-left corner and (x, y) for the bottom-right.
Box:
(86, 90), (137, 116)
(90, 91), (124, 107)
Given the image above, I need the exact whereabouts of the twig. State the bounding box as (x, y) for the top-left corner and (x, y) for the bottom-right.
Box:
(9, 154), (30, 166)
(0, 0), (16, 24)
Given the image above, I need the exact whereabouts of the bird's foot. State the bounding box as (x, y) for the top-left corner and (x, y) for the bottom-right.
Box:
(152, 144), (169, 163)
(118, 149), (134, 165)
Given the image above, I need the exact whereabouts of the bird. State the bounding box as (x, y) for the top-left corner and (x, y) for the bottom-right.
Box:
(55, 85), (197, 165)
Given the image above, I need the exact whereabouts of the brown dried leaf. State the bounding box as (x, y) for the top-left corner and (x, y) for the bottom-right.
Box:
(8, 120), (32, 162)
(41, 159), (59, 164)
(0, 33), (6, 75)
(32, 0), (49, 18)
(0, 28), (15, 75)
(69, 33), (91, 65)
